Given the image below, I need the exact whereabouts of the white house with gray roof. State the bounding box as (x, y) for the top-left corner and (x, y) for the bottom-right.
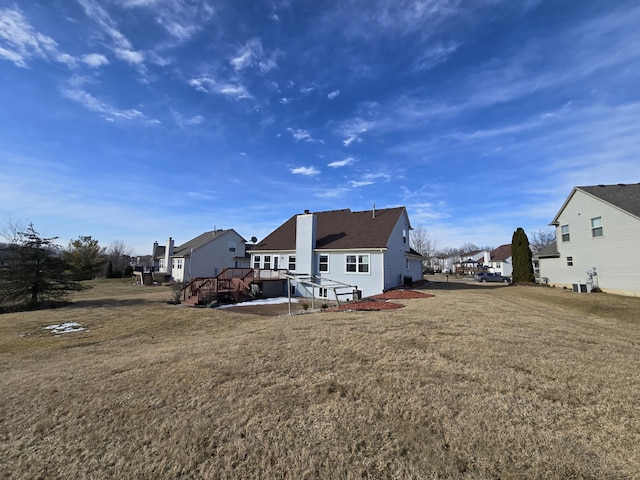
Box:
(250, 207), (423, 299)
(537, 183), (640, 296)
(153, 229), (248, 283)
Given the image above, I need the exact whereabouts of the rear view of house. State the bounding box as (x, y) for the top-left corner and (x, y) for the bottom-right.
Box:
(538, 183), (640, 296)
(153, 229), (248, 283)
(251, 206), (423, 299)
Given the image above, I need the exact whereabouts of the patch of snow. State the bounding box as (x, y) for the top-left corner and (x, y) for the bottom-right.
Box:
(217, 297), (299, 309)
(43, 322), (86, 335)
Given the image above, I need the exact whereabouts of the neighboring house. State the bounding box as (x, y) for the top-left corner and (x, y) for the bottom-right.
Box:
(250, 207), (423, 299)
(538, 183), (640, 296)
(487, 244), (512, 277)
(456, 249), (491, 274)
(153, 229), (249, 283)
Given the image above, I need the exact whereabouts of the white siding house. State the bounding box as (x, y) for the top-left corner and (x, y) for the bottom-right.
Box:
(250, 207), (423, 299)
(538, 184), (640, 296)
(153, 229), (248, 283)
(487, 244), (512, 277)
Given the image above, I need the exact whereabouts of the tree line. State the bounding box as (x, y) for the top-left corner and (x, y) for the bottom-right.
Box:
(0, 220), (134, 312)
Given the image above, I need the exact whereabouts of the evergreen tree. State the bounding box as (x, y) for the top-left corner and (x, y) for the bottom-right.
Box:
(0, 224), (84, 310)
(63, 236), (106, 280)
(105, 261), (114, 278)
(511, 227), (535, 283)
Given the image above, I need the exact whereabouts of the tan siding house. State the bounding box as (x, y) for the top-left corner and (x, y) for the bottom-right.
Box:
(538, 184), (640, 296)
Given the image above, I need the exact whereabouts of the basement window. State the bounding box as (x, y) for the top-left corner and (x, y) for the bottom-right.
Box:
(591, 217), (603, 237)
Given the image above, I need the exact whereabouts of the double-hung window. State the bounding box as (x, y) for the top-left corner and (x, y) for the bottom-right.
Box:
(253, 255), (261, 269)
(263, 255), (271, 270)
(346, 254), (369, 273)
(319, 255), (329, 272)
(566, 256), (574, 267)
(561, 225), (570, 242)
(591, 217), (603, 237)
(288, 255), (296, 271)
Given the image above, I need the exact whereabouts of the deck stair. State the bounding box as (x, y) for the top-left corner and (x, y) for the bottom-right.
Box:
(181, 268), (263, 306)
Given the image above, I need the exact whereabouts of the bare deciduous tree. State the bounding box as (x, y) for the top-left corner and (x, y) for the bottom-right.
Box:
(410, 225), (437, 269)
(0, 218), (28, 244)
(106, 240), (134, 277)
(529, 228), (556, 253)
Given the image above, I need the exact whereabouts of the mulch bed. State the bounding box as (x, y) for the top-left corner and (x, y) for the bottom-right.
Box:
(328, 288), (435, 312)
(371, 290), (435, 300)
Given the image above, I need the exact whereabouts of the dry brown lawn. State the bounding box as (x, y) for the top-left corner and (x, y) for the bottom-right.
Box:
(1, 278), (639, 479)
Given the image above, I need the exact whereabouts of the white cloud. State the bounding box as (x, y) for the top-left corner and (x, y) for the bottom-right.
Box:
(230, 38), (279, 74)
(172, 111), (204, 128)
(0, 7), (70, 67)
(119, 0), (215, 41)
(291, 166), (320, 176)
(0, 45), (24, 66)
(350, 180), (374, 187)
(328, 89), (340, 99)
(328, 156), (356, 168)
(78, 0), (133, 51)
(349, 172), (390, 187)
(279, 97), (291, 104)
(61, 80), (159, 124)
(188, 76), (252, 100)
(115, 48), (145, 65)
(316, 188), (348, 198)
(414, 42), (460, 71)
(217, 83), (252, 100)
(81, 53), (109, 68)
(287, 128), (323, 144)
(340, 118), (373, 146)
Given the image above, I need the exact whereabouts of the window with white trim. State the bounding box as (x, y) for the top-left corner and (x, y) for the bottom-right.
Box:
(561, 225), (570, 242)
(346, 254), (369, 273)
(591, 217), (603, 237)
(403, 229), (407, 244)
(319, 254), (329, 272)
(159, 259), (165, 269)
(566, 256), (573, 267)
(288, 255), (296, 271)
(253, 255), (261, 269)
(263, 255), (271, 269)
(173, 258), (183, 270)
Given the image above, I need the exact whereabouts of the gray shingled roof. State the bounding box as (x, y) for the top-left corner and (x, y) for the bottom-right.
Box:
(579, 183), (640, 218)
(535, 240), (559, 258)
(254, 207), (408, 251)
(173, 229), (244, 257)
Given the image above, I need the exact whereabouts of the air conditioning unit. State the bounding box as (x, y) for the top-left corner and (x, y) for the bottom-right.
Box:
(572, 283), (589, 293)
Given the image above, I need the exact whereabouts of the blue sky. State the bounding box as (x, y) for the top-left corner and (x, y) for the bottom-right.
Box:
(1, 0), (639, 255)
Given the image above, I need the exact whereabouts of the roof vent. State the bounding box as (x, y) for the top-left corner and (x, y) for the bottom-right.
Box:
(304, 209), (310, 214)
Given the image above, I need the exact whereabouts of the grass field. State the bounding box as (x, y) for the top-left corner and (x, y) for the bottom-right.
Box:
(1, 278), (639, 479)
